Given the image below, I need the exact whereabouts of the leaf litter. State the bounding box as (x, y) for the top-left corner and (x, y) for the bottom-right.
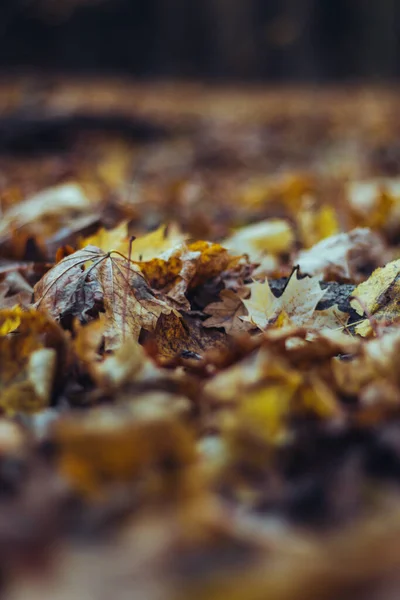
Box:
(2, 82), (400, 599)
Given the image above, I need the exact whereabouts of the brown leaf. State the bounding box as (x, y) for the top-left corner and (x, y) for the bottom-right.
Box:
(34, 245), (174, 350)
(203, 289), (252, 335)
(151, 312), (228, 360)
(0, 271), (33, 309)
(137, 241), (241, 310)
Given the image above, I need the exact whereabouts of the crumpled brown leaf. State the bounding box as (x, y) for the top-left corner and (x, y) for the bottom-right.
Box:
(34, 245), (174, 350)
(203, 289), (252, 335)
(137, 241), (241, 310)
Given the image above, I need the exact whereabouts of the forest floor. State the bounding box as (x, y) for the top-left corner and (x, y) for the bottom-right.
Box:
(2, 78), (400, 599)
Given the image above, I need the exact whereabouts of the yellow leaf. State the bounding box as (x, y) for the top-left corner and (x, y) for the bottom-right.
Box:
(0, 311), (22, 336)
(138, 241), (240, 309)
(130, 223), (186, 262)
(223, 219), (294, 258)
(0, 308), (66, 415)
(81, 221), (129, 255)
(350, 259), (400, 336)
(243, 270), (326, 330)
(347, 179), (395, 229)
(297, 202), (339, 248)
(241, 280), (276, 330)
(240, 383), (298, 443)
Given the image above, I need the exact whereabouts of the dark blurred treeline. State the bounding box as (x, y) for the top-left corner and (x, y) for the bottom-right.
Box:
(0, 0), (399, 81)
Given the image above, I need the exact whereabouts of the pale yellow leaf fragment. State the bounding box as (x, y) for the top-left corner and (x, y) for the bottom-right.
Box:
(223, 219), (294, 259)
(81, 221), (129, 255)
(240, 383), (298, 444)
(0, 313), (22, 336)
(130, 223), (186, 261)
(297, 202), (339, 249)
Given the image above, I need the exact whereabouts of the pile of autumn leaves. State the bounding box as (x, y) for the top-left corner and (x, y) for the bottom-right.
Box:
(2, 194), (400, 445)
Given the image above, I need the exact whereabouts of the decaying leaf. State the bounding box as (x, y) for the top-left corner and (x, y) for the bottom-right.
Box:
(137, 241), (241, 309)
(203, 289), (252, 335)
(34, 245), (174, 349)
(0, 270), (33, 310)
(73, 317), (160, 389)
(297, 228), (386, 281)
(150, 312), (228, 360)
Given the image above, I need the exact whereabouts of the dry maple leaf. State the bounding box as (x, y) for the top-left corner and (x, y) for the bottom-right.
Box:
(203, 289), (252, 335)
(34, 245), (174, 350)
(242, 269), (326, 330)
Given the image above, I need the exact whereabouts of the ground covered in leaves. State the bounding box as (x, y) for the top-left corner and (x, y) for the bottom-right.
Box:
(3, 79), (400, 598)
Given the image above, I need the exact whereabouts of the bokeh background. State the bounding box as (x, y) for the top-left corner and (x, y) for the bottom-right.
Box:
(0, 0), (399, 81)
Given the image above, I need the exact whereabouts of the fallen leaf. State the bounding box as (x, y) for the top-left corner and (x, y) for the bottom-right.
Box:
(52, 407), (196, 496)
(223, 219), (294, 259)
(74, 317), (160, 390)
(350, 259), (400, 336)
(242, 269), (326, 330)
(203, 289), (252, 335)
(138, 241), (240, 309)
(0, 183), (94, 242)
(34, 245), (174, 350)
(296, 201), (339, 248)
(150, 312), (227, 360)
(80, 220), (130, 255)
(297, 228), (386, 281)
(0, 307), (67, 414)
(130, 223), (186, 261)
(0, 271), (33, 310)
(347, 179), (397, 229)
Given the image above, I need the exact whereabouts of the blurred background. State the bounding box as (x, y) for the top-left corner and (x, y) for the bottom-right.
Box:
(0, 0), (399, 82)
